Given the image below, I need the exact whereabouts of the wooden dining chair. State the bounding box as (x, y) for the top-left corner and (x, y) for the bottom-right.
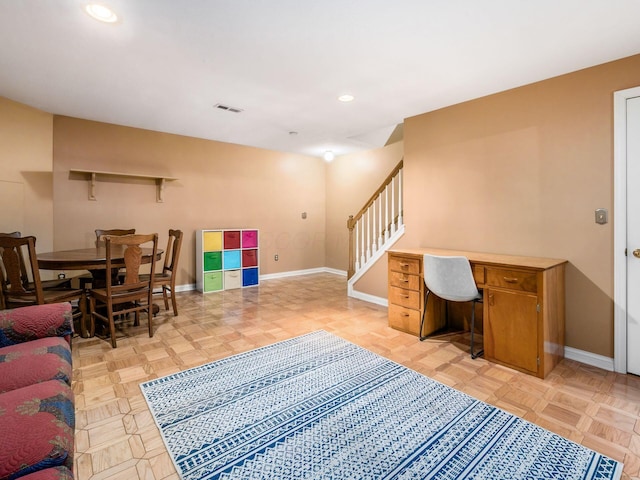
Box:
(0, 235), (87, 331)
(78, 229), (137, 289)
(89, 233), (158, 348)
(141, 229), (183, 316)
(95, 228), (136, 247)
(0, 232), (72, 291)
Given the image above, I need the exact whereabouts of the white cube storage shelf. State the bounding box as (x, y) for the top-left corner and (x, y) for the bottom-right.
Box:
(196, 229), (259, 293)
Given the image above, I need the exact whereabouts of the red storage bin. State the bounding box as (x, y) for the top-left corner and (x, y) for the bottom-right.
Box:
(242, 249), (258, 267)
(224, 230), (241, 249)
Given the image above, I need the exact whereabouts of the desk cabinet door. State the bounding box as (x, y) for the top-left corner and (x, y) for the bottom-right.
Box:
(485, 288), (539, 375)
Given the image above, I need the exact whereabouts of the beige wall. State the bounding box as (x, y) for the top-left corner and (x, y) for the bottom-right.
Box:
(52, 116), (326, 288)
(0, 97), (55, 252)
(370, 54), (640, 358)
(5, 53), (640, 359)
(325, 141), (403, 271)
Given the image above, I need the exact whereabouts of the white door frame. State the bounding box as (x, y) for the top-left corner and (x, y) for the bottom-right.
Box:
(614, 85), (640, 373)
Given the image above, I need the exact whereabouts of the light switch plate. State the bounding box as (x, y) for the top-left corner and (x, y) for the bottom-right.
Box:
(595, 208), (608, 225)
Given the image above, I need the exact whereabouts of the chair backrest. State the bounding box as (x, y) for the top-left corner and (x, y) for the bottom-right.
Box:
(0, 232), (28, 290)
(95, 228), (136, 247)
(104, 233), (158, 296)
(423, 254), (479, 302)
(0, 235), (45, 305)
(162, 229), (183, 276)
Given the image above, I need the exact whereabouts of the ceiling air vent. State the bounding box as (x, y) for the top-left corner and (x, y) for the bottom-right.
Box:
(214, 103), (243, 113)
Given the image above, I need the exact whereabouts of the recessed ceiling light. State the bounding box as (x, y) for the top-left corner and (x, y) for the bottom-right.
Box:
(85, 4), (118, 23)
(323, 151), (335, 162)
(338, 94), (355, 103)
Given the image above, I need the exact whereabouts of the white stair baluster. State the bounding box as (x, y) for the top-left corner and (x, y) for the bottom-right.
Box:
(354, 219), (360, 272)
(398, 168), (403, 227)
(390, 178), (396, 234)
(378, 193), (384, 247)
(360, 217), (365, 268)
(384, 184), (390, 241)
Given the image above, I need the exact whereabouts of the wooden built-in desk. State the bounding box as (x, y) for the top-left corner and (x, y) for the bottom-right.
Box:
(388, 248), (567, 378)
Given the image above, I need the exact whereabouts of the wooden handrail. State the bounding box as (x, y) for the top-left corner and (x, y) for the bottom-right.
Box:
(347, 160), (403, 230)
(347, 159), (403, 279)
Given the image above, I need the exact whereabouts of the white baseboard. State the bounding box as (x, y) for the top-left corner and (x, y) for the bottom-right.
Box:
(564, 346), (615, 372)
(175, 283), (196, 292)
(260, 267), (346, 281)
(177, 268), (346, 294)
(349, 289), (388, 307)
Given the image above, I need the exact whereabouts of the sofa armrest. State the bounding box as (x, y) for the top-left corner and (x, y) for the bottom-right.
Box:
(0, 302), (73, 347)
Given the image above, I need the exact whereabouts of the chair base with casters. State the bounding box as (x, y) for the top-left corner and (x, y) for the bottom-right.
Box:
(419, 289), (484, 358)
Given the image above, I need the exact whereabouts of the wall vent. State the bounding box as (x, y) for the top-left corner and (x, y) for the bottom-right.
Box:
(214, 103), (243, 113)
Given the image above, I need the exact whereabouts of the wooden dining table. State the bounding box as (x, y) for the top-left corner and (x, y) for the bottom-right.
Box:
(38, 246), (163, 337)
(37, 246), (162, 273)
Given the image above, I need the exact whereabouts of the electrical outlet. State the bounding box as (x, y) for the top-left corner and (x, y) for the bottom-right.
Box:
(274, 254), (279, 261)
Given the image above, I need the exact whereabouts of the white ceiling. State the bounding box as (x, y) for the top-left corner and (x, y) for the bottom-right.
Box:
(1, 1), (640, 159)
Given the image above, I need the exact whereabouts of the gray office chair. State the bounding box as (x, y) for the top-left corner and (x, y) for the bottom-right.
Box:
(419, 254), (483, 359)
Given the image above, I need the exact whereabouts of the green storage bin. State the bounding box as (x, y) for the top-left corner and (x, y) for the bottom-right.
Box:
(204, 251), (222, 271)
(204, 271), (223, 292)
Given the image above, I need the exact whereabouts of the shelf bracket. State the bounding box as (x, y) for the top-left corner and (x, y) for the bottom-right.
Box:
(89, 172), (97, 201)
(157, 178), (166, 203)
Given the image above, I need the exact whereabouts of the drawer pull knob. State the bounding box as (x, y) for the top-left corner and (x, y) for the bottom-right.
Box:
(400, 263), (409, 267)
(503, 277), (519, 283)
(402, 295), (409, 298)
(402, 313), (409, 317)
(401, 279), (409, 283)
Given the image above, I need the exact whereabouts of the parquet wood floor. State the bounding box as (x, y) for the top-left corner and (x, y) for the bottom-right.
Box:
(72, 273), (640, 479)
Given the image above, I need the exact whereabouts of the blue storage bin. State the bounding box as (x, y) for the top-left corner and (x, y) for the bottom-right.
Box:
(243, 267), (259, 286)
(223, 250), (241, 269)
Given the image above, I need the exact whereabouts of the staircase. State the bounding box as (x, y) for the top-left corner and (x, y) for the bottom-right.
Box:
(347, 159), (404, 288)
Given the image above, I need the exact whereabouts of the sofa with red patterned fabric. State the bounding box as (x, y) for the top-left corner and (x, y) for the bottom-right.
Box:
(0, 302), (75, 480)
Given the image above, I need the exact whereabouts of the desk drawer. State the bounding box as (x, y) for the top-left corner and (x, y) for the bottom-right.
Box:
(388, 304), (421, 336)
(389, 255), (420, 274)
(485, 267), (537, 293)
(389, 286), (421, 309)
(390, 271), (421, 291)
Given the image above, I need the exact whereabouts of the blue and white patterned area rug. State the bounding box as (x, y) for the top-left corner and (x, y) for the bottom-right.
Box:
(140, 331), (623, 480)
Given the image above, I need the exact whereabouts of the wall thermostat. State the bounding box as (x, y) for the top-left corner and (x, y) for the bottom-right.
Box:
(595, 208), (608, 225)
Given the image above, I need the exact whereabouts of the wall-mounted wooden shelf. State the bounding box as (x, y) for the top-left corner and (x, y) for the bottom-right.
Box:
(70, 169), (178, 202)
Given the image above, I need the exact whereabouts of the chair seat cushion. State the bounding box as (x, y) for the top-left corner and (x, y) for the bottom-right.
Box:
(0, 336), (72, 393)
(0, 380), (74, 479)
(18, 466), (74, 479)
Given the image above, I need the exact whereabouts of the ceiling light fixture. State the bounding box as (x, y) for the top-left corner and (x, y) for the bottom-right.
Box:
(84, 4), (118, 23)
(338, 94), (355, 103)
(323, 151), (335, 162)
